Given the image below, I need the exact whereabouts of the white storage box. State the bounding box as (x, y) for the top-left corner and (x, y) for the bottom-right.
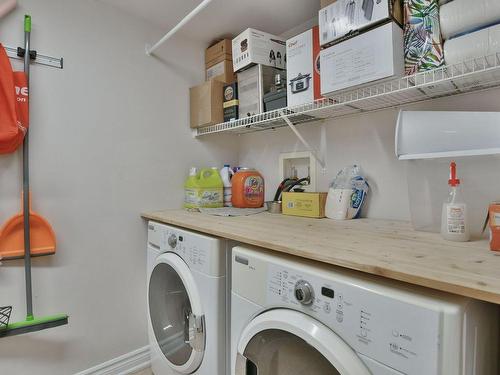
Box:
(232, 28), (286, 72)
(286, 26), (322, 107)
(237, 64), (284, 118)
(319, 0), (403, 46)
(320, 22), (404, 95)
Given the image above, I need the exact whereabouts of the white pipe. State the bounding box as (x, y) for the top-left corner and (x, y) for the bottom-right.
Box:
(0, 0), (17, 19)
(279, 112), (326, 169)
(146, 0), (213, 56)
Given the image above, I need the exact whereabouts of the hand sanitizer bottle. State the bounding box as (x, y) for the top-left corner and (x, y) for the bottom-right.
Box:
(441, 161), (470, 242)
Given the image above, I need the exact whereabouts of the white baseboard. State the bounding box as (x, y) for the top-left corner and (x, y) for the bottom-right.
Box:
(75, 345), (150, 375)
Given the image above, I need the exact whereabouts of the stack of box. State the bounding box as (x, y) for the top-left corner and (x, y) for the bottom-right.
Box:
(319, 0), (404, 96)
(190, 39), (236, 129)
(232, 29), (287, 118)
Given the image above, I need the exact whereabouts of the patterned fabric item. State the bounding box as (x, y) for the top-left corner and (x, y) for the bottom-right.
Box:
(404, 0), (444, 75)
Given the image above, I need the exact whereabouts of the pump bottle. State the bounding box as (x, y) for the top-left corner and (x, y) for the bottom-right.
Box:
(441, 161), (470, 242)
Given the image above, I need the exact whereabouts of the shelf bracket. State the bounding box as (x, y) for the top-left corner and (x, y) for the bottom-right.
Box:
(279, 111), (326, 170)
(146, 0), (213, 56)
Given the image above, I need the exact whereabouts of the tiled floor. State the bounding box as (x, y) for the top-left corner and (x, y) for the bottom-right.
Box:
(132, 368), (152, 375)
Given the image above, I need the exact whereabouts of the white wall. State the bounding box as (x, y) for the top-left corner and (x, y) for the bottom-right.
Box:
(237, 88), (500, 220)
(0, 1), (237, 374)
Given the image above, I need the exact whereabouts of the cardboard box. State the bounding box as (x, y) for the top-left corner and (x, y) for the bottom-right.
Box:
(319, 0), (403, 47)
(286, 26), (322, 107)
(232, 28), (286, 72)
(223, 82), (238, 122)
(282, 192), (328, 218)
(190, 80), (224, 128)
(321, 0), (335, 8)
(205, 39), (232, 66)
(320, 22), (404, 95)
(237, 64), (285, 118)
(488, 203), (500, 252)
(205, 39), (236, 83)
(206, 56), (235, 83)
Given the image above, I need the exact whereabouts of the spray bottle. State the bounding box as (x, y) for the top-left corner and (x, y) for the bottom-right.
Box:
(441, 161), (470, 242)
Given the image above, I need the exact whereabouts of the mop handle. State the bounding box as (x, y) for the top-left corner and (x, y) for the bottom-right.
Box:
(23, 14), (33, 320)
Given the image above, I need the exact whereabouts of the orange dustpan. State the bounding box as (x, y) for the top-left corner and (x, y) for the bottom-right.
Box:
(0, 192), (56, 260)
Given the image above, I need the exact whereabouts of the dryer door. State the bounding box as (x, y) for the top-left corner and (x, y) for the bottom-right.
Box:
(236, 309), (371, 375)
(149, 252), (205, 374)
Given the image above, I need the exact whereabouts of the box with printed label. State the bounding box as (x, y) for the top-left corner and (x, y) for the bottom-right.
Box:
(206, 56), (235, 83)
(282, 192), (328, 218)
(286, 26), (322, 108)
(223, 82), (238, 122)
(488, 203), (500, 252)
(205, 39), (235, 83)
(190, 80), (224, 128)
(232, 28), (286, 72)
(320, 22), (404, 95)
(237, 64), (284, 118)
(319, 0), (403, 47)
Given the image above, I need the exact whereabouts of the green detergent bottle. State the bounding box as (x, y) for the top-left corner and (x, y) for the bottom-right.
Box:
(184, 167), (223, 209)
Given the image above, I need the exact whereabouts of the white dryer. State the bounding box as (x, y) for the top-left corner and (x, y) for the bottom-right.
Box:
(231, 246), (499, 375)
(147, 221), (226, 375)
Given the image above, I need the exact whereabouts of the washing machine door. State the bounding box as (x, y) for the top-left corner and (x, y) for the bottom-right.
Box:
(236, 309), (371, 375)
(149, 252), (205, 374)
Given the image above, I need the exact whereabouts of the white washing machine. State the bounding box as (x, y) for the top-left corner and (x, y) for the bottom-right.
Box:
(231, 246), (499, 375)
(147, 221), (227, 375)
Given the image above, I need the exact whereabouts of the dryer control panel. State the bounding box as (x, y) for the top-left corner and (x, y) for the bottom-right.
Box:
(265, 263), (447, 375)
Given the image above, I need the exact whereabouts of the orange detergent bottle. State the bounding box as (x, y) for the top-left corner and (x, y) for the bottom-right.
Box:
(231, 168), (265, 208)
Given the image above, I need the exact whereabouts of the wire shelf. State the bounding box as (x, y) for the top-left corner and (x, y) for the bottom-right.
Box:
(195, 53), (500, 137)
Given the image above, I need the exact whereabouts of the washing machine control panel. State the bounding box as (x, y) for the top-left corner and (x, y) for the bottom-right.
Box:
(266, 263), (443, 375)
(149, 222), (225, 277)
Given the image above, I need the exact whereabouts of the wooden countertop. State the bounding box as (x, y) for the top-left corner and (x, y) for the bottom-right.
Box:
(142, 209), (500, 305)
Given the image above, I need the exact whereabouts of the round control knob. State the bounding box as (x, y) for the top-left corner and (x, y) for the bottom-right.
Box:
(294, 280), (314, 305)
(167, 234), (178, 248)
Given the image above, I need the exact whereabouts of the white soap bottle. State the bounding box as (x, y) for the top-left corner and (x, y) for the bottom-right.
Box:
(441, 161), (470, 242)
(220, 164), (234, 207)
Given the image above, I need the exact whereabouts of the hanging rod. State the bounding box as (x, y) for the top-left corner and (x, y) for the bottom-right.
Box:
(145, 0), (213, 56)
(3, 44), (63, 69)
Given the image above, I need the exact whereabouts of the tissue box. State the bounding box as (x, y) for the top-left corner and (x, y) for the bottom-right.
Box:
(282, 192), (328, 218)
(320, 22), (404, 95)
(286, 26), (323, 107)
(232, 28), (286, 72)
(319, 0), (403, 47)
(488, 203), (500, 252)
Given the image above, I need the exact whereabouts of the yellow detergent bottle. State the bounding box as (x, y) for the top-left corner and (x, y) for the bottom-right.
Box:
(184, 167), (223, 209)
(198, 168), (224, 208)
(184, 167), (200, 209)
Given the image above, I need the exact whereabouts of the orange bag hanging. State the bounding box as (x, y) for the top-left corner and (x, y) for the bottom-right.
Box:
(13, 71), (29, 133)
(0, 43), (28, 154)
(0, 43), (18, 153)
